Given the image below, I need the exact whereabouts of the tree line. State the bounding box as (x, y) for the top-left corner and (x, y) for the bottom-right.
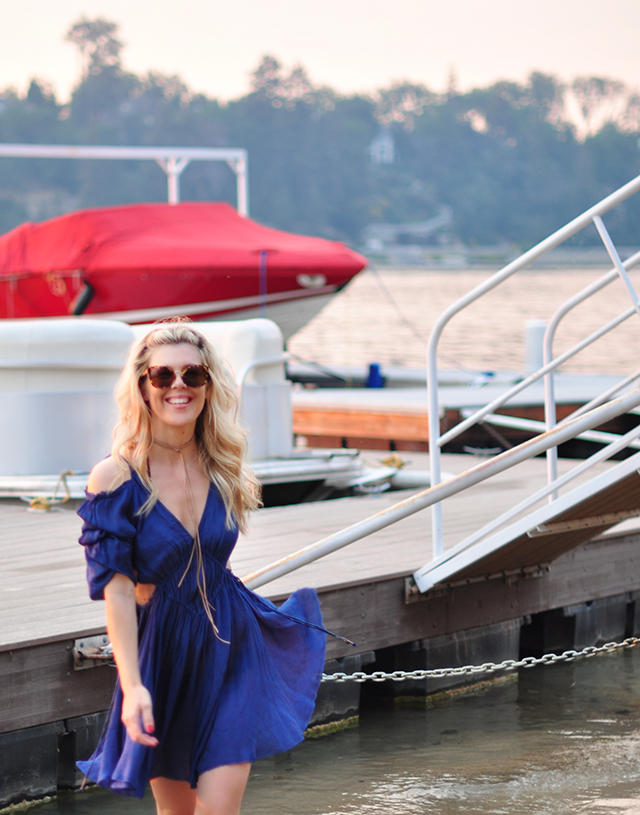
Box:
(0, 17), (639, 250)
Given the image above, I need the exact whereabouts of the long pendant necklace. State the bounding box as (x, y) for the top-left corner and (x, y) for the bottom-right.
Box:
(152, 436), (227, 642)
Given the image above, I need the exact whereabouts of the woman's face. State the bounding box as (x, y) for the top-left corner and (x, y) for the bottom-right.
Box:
(140, 343), (209, 431)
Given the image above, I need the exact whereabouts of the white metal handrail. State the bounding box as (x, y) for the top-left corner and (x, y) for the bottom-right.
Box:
(0, 359), (123, 370)
(543, 243), (640, 491)
(428, 172), (640, 557)
(593, 216), (640, 315)
(438, 302), (638, 450)
(542, 258), (640, 427)
(242, 387), (640, 590)
(235, 353), (289, 388)
(242, 175), (640, 593)
(562, 367), (640, 423)
(0, 144), (249, 213)
(447, 420), (640, 556)
(471, 412), (640, 452)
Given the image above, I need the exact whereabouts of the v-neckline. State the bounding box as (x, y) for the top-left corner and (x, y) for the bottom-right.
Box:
(133, 469), (212, 539)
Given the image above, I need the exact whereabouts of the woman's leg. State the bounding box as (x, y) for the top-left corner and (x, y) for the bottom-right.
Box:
(195, 763), (251, 815)
(150, 777), (197, 815)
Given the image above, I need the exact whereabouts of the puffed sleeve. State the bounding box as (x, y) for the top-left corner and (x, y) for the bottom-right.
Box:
(77, 482), (139, 601)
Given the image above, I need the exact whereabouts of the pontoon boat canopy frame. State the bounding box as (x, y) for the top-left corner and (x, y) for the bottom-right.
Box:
(0, 143), (249, 215)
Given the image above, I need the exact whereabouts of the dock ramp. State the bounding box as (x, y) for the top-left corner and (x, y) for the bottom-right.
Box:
(414, 450), (640, 592)
(245, 171), (640, 595)
(416, 169), (640, 594)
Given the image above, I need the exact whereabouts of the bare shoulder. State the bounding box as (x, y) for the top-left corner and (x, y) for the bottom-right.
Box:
(87, 457), (132, 495)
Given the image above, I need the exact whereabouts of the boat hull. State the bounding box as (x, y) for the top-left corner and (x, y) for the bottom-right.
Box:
(0, 202), (367, 340)
(0, 273), (341, 340)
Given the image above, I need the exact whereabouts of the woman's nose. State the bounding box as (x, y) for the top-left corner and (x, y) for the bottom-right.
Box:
(171, 371), (188, 387)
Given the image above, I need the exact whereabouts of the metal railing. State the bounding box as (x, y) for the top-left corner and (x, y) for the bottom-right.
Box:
(0, 144), (249, 213)
(241, 173), (640, 593)
(544, 245), (640, 492)
(242, 386), (640, 590)
(427, 173), (640, 557)
(235, 353), (289, 389)
(435, 418), (640, 559)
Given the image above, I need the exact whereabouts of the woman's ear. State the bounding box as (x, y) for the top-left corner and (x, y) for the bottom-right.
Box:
(140, 389), (151, 412)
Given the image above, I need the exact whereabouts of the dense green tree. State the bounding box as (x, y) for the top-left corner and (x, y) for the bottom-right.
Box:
(0, 18), (638, 250)
(66, 18), (124, 75)
(66, 18), (138, 131)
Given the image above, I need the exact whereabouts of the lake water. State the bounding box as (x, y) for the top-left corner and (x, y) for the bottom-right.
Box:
(33, 648), (640, 815)
(288, 266), (640, 375)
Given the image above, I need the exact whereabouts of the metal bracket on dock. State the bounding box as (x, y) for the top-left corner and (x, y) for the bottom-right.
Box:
(73, 635), (114, 670)
(527, 509), (640, 537)
(404, 576), (425, 604)
(405, 564), (549, 604)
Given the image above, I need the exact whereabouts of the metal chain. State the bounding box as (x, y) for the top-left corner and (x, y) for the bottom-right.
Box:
(321, 636), (640, 683)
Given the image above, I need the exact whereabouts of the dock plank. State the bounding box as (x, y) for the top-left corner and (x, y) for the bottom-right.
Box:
(0, 452), (620, 651)
(290, 374), (631, 447)
(293, 406), (430, 441)
(4, 450), (640, 736)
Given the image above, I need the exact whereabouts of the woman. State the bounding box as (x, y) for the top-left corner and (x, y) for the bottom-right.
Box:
(77, 321), (341, 814)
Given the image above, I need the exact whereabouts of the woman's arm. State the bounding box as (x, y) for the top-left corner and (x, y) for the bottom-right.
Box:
(104, 574), (158, 747)
(87, 460), (156, 744)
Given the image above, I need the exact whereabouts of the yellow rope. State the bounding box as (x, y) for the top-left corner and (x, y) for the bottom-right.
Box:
(28, 470), (74, 511)
(379, 453), (406, 469)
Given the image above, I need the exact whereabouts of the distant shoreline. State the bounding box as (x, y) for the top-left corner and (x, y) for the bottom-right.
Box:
(367, 263), (618, 273)
(365, 246), (640, 270)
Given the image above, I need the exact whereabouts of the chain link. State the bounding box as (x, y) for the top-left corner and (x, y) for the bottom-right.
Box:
(321, 636), (640, 683)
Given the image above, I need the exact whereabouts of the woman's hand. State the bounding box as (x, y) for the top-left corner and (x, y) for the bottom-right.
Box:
(121, 683), (159, 747)
(104, 574), (159, 748)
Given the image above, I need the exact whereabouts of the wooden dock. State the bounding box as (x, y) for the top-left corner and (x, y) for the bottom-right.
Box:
(291, 372), (634, 450)
(3, 450), (640, 805)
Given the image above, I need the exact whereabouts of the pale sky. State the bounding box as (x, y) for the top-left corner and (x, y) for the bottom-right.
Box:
(1, 0), (639, 103)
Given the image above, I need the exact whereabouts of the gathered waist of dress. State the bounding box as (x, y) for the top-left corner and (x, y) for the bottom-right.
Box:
(138, 557), (229, 609)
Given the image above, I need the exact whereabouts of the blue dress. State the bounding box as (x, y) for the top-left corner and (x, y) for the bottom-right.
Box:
(77, 470), (329, 798)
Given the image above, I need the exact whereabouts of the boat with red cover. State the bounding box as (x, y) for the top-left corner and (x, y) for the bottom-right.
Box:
(0, 202), (367, 339)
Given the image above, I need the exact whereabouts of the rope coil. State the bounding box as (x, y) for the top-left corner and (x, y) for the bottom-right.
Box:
(27, 470), (74, 511)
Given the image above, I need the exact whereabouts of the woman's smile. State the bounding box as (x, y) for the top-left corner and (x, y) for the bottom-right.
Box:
(165, 395), (192, 407)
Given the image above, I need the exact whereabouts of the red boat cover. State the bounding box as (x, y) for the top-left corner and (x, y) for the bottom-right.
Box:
(0, 202), (367, 275)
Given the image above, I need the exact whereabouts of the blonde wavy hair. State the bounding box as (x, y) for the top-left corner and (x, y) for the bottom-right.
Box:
(112, 321), (261, 532)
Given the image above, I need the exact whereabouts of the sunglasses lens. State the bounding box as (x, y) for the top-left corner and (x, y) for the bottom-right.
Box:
(147, 366), (176, 388)
(145, 365), (210, 388)
(182, 365), (210, 387)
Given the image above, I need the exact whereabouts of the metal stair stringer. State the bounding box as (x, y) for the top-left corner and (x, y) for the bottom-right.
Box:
(413, 449), (640, 593)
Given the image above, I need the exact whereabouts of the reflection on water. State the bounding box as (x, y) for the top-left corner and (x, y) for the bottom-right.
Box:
(289, 267), (640, 375)
(33, 649), (640, 814)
